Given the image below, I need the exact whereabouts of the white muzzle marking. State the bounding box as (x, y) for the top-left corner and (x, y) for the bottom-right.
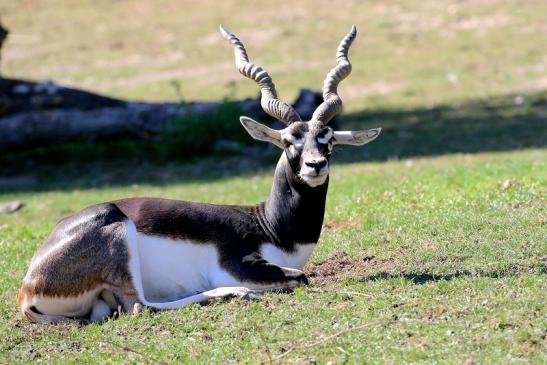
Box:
(300, 156), (328, 187)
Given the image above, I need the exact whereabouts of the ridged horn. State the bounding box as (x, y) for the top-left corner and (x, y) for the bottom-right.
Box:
(220, 25), (301, 125)
(312, 25), (357, 124)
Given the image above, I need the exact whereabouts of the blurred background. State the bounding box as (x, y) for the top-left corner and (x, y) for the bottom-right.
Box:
(0, 0), (545, 188)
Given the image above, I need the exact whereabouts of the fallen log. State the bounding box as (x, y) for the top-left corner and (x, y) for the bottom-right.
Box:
(0, 103), (187, 150)
(0, 78), (324, 152)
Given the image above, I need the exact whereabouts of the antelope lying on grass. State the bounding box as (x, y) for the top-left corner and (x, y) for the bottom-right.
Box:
(18, 25), (381, 323)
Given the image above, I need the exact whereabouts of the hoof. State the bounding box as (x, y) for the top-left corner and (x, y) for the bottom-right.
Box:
(133, 302), (144, 314)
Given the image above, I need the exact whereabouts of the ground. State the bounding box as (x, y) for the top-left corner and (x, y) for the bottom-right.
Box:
(0, 0), (546, 364)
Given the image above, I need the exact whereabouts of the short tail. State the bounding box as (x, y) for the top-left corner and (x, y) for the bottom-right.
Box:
(17, 287), (74, 324)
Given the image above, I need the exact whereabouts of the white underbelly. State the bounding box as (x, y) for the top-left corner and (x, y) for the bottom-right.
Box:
(128, 230), (238, 302)
(124, 222), (316, 303)
(33, 288), (102, 316)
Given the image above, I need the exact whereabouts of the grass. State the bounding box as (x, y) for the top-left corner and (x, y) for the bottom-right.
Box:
(0, 0), (546, 363)
(0, 150), (545, 364)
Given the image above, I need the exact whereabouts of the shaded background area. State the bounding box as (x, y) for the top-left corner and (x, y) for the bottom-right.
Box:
(1, 89), (545, 193)
(341, 91), (547, 162)
(0, 0), (545, 191)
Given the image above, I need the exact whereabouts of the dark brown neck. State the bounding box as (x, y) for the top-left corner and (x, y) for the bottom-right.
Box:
(258, 154), (328, 249)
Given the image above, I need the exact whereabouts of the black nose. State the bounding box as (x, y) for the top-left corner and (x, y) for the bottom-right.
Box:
(305, 158), (327, 172)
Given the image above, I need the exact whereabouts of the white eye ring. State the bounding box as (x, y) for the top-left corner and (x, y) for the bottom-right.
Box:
(317, 137), (329, 144)
(290, 138), (304, 146)
(317, 129), (333, 145)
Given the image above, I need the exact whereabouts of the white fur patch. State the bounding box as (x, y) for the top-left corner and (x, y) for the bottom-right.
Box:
(317, 137), (328, 144)
(125, 222), (242, 304)
(32, 288), (103, 317)
(290, 137), (304, 146)
(299, 158), (329, 187)
(260, 243), (315, 270)
(300, 174), (328, 187)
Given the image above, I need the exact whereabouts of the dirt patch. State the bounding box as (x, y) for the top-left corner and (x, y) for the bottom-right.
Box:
(305, 252), (397, 288)
(322, 217), (363, 233)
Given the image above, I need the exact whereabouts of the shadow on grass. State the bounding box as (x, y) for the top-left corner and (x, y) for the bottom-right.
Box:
(334, 90), (547, 163)
(361, 266), (546, 284)
(364, 271), (505, 284)
(1, 90), (545, 193)
(307, 251), (546, 288)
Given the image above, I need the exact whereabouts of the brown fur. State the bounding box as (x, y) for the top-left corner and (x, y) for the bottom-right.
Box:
(22, 273), (105, 298)
(21, 203), (133, 298)
(16, 287), (32, 321)
(18, 204), (138, 323)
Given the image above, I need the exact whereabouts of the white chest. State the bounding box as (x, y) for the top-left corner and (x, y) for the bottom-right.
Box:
(260, 243), (316, 270)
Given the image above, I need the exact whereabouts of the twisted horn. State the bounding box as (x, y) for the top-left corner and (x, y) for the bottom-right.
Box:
(312, 25), (357, 124)
(220, 25), (301, 125)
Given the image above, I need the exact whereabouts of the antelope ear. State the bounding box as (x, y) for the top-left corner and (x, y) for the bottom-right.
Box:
(333, 128), (381, 146)
(240, 116), (284, 148)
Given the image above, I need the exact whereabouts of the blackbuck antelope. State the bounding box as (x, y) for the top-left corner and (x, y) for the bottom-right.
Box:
(18, 25), (381, 323)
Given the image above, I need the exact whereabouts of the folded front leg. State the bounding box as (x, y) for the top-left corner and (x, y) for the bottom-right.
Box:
(222, 252), (309, 291)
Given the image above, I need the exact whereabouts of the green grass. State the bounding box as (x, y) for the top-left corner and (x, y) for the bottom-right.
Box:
(0, 0), (546, 363)
(1, 150), (545, 364)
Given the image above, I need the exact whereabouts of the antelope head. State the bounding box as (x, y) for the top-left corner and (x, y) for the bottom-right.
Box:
(221, 25), (381, 187)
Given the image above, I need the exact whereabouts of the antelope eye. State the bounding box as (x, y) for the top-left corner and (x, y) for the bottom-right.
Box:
(316, 129), (332, 144)
(292, 132), (302, 140)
